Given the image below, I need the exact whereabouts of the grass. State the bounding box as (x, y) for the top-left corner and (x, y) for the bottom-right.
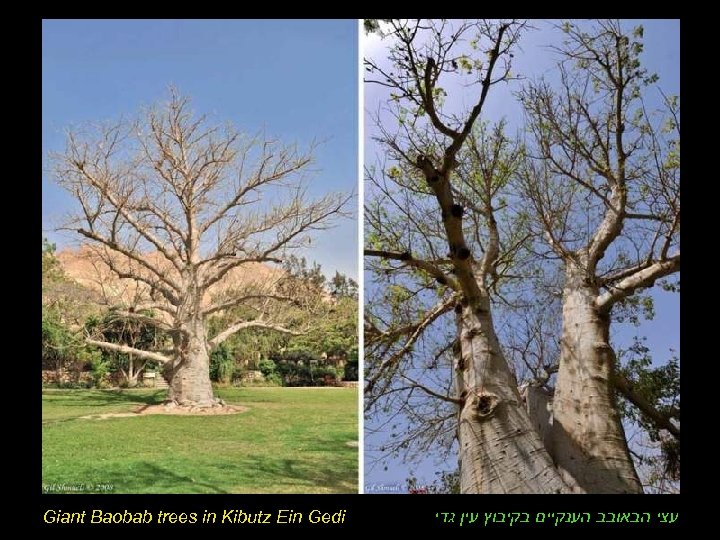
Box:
(42, 387), (358, 494)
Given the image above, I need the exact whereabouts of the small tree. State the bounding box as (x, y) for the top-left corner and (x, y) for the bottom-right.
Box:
(87, 309), (163, 386)
(42, 238), (100, 380)
(50, 90), (349, 407)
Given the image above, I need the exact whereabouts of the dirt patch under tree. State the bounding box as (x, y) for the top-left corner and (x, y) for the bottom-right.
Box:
(79, 401), (248, 420)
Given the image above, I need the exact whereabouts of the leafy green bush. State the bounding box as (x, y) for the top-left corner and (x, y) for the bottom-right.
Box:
(262, 372), (283, 386)
(87, 349), (111, 388)
(258, 358), (278, 378)
(42, 311), (80, 370)
(234, 374), (282, 387)
(210, 342), (236, 384)
(268, 350), (343, 386)
(44, 381), (92, 389)
(253, 358), (283, 386)
(343, 358), (358, 381)
(315, 366), (340, 387)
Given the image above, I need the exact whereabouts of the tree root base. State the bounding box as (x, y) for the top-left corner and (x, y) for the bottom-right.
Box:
(135, 400), (247, 415)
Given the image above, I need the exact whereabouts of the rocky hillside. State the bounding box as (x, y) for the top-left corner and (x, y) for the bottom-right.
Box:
(56, 245), (285, 312)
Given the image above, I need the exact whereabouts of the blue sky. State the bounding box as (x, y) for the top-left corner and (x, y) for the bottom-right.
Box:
(42, 19), (358, 279)
(364, 19), (680, 491)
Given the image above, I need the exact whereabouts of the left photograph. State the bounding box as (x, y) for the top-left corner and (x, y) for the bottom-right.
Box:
(42, 19), (359, 494)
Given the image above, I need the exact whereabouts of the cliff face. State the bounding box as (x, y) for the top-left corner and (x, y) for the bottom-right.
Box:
(55, 244), (285, 313)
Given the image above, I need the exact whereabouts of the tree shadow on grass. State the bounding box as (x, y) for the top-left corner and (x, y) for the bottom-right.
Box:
(42, 390), (168, 424)
(44, 389), (167, 408)
(65, 454), (357, 494)
(110, 462), (230, 494)
(248, 456), (357, 493)
(89, 389), (167, 406)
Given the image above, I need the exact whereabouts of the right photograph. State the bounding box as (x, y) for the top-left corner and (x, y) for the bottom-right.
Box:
(363, 19), (679, 494)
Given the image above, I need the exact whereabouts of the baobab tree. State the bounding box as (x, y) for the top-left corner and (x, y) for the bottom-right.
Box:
(519, 20), (680, 492)
(50, 90), (349, 408)
(364, 19), (678, 493)
(365, 19), (577, 493)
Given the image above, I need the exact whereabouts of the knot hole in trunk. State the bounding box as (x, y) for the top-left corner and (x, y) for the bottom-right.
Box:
(472, 391), (499, 420)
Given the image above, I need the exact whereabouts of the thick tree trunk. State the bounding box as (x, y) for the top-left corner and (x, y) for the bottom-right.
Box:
(551, 263), (642, 493)
(454, 300), (577, 494)
(522, 385), (554, 455)
(166, 319), (217, 407)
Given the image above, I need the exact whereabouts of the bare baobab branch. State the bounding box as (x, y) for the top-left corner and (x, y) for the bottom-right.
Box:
(209, 320), (303, 349)
(86, 338), (172, 364)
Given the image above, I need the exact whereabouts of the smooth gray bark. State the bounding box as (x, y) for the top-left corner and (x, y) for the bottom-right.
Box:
(551, 262), (642, 493)
(454, 302), (578, 493)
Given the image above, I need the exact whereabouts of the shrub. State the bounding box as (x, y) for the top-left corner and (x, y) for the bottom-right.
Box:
(234, 374), (282, 388)
(262, 372), (283, 386)
(258, 358), (278, 378)
(343, 358), (358, 381)
(210, 343), (236, 384)
(86, 349), (111, 388)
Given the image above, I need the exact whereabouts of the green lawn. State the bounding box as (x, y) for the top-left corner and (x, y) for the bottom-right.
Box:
(42, 387), (358, 494)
